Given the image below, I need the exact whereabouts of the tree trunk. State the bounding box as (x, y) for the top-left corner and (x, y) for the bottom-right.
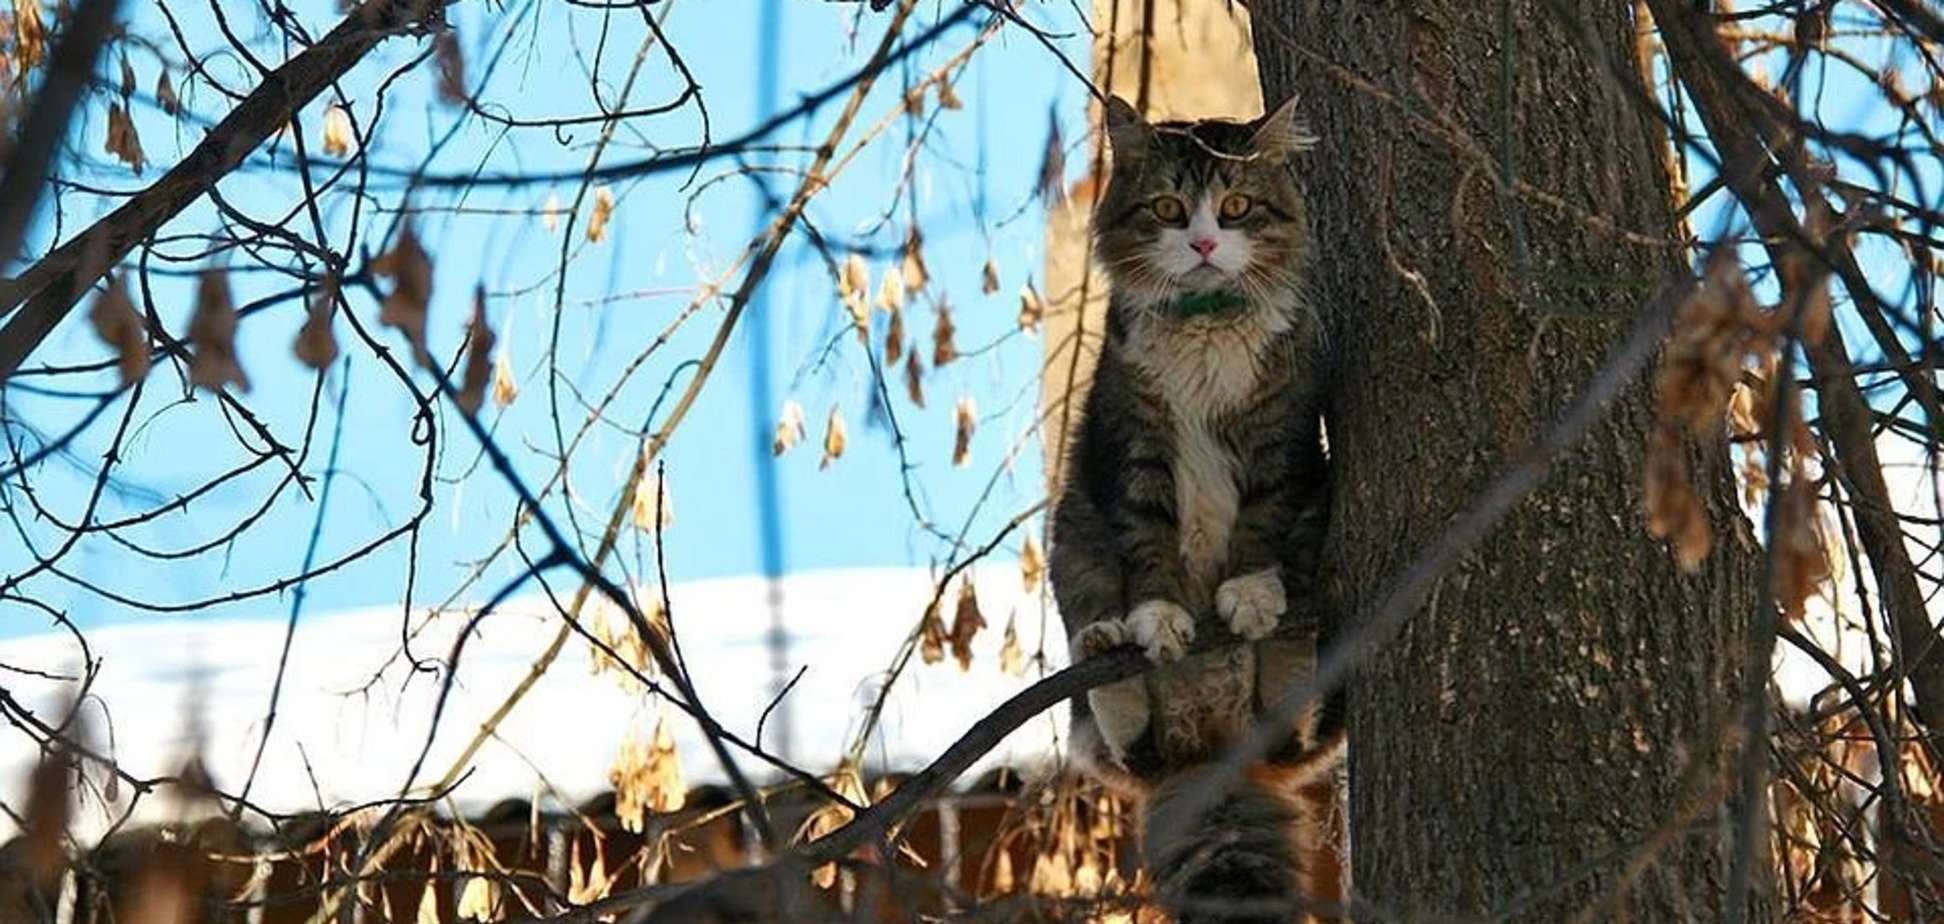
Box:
(1251, 2), (1770, 920)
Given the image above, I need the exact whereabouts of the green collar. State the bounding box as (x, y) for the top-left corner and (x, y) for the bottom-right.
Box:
(1170, 289), (1249, 318)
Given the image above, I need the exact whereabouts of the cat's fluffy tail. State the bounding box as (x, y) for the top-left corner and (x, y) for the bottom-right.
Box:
(1142, 765), (1313, 924)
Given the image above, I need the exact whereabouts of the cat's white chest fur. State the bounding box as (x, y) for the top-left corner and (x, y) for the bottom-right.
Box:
(1128, 308), (1288, 588)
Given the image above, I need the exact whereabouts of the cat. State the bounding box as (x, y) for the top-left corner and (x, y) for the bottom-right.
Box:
(1049, 94), (1344, 924)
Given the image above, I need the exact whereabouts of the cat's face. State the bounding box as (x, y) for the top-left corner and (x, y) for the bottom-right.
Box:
(1093, 97), (1313, 307)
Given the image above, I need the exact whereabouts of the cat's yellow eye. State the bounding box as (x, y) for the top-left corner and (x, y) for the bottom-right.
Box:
(1218, 193), (1254, 220)
(1150, 195), (1187, 224)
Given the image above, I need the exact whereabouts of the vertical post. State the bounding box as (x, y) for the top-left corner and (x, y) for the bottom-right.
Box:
(747, 0), (796, 766)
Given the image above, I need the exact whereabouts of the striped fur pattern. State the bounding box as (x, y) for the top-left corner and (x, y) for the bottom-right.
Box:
(1144, 766), (1319, 924)
(1050, 95), (1343, 923)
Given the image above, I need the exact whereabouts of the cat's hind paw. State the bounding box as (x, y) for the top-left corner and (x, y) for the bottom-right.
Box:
(1070, 619), (1135, 661)
(1217, 568), (1285, 641)
(1127, 599), (1195, 663)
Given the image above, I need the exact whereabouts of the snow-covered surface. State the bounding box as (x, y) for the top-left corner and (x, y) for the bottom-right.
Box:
(3, 442), (1933, 841)
(0, 567), (1072, 841)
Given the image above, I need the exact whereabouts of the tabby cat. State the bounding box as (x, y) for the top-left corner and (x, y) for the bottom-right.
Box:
(1050, 95), (1344, 924)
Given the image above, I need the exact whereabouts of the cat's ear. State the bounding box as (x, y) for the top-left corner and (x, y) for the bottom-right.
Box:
(1250, 95), (1318, 160)
(1103, 95), (1150, 162)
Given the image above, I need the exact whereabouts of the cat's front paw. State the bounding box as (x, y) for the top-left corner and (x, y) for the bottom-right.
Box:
(1127, 600), (1195, 663)
(1217, 568), (1285, 640)
(1070, 619), (1134, 661)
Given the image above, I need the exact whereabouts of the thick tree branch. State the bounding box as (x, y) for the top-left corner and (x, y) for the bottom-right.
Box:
(0, 0), (456, 380)
(485, 649), (1149, 924)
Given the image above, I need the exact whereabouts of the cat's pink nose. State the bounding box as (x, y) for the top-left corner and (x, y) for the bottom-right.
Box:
(1190, 237), (1218, 258)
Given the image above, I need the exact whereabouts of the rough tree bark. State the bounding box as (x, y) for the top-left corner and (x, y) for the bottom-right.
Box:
(1251, 2), (1771, 920)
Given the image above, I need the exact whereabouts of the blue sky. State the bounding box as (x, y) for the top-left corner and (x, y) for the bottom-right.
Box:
(5, 1), (1934, 647)
(0, 1), (1093, 638)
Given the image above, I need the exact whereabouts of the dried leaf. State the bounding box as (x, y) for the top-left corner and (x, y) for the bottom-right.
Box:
(646, 716), (686, 810)
(542, 193), (562, 233)
(1727, 377), (1763, 441)
(1020, 533), (1045, 594)
(491, 345), (517, 408)
(104, 102), (145, 173)
(1643, 426), (1710, 571)
(901, 225), (928, 293)
(936, 78), (963, 111)
(89, 273), (150, 384)
(457, 876), (498, 921)
(884, 306), (904, 366)
(375, 225), (433, 354)
(1030, 849), (1073, 896)
(588, 186), (616, 242)
(820, 404), (847, 469)
(992, 844), (1015, 893)
(435, 30), (467, 105)
(587, 596), (658, 678)
(610, 716), (687, 834)
(840, 254), (870, 343)
(1018, 283), (1044, 335)
(118, 54), (135, 98)
(800, 762), (867, 889)
(903, 85), (926, 116)
(904, 348), (926, 408)
(1739, 448), (1770, 510)
(952, 395), (976, 466)
(1658, 250), (1758, 437)
(919, 599), (946, 665)
(773, 399), (806, 456)
(932, 302), (958, 367)
(13, 0), (44, 74)
(156, 69), (180, 115)
(567, 840), (613, 905)
(188, 269), (249, 392)
(456, 285), (495, 413)
(416, 879), (440, 924)
(1774, 473), (1830, 623)
(1075, 851), (1104, 897)
(949, 579), (986, 671)
(293, 276), (340, 371)
(1091, 792), (1123, 841)
(998, 614), (1025, 677)
(877, 266), (905, 313)
(631, 468), (674, 532)
(839, 252), (870, 304)
(981, 256), (1000, 295)
(321, 105), (354, 157)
